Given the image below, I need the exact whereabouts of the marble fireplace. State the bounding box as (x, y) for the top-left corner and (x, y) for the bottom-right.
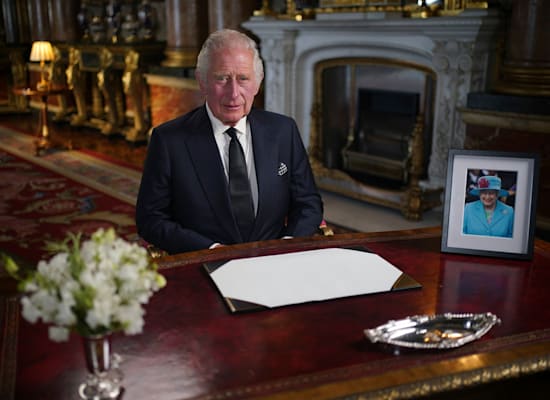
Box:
(244, 9), (501, 219)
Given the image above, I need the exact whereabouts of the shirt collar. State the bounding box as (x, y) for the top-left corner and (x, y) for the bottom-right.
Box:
(206, 103), (248, 136)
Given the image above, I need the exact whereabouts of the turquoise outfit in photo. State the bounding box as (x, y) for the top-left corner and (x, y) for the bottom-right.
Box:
(463, 199), (514, 237)
(463, 174), (514, 238)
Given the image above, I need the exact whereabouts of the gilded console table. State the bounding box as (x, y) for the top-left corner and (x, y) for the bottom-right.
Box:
(65, 42), (164, 142)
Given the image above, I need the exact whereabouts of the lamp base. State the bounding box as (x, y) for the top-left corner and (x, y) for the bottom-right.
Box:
(36, 80), (50, 91)
(34, 137), (51, 156)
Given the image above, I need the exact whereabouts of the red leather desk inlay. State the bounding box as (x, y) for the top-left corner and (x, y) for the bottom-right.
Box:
(5, 228), (550, 399)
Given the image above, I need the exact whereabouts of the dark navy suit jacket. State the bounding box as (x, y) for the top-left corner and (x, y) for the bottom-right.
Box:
(136, 106), (323, 254)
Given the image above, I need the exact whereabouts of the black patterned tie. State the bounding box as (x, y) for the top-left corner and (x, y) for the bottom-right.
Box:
(226, 127), (255, 241)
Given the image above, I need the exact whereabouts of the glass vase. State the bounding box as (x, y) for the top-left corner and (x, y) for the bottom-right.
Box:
(78, 334), (123, 400)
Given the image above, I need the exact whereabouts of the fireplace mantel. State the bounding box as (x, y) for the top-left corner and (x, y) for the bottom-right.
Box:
(243, 10), (501, 189)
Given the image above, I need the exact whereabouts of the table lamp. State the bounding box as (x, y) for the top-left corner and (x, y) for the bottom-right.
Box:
(29, 41), (54, 91)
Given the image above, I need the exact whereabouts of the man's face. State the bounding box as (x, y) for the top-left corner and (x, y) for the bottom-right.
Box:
(480, 190), (498, 208)
(197, 47), (261, 126)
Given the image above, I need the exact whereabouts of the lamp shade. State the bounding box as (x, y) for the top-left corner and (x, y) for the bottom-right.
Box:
(29, 41), (54, 62)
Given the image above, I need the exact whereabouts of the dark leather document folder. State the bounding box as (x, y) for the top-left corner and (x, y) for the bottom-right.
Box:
(204, 246), (421, 313)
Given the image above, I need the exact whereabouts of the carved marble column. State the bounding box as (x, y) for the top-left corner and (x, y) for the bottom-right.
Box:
(163, 0), (208, 67)
(27, 0), (50, 40)
(429, 39), (487, 187)
(2, 2), (31, 43)
(48, 0), (79, 42)
(256, 32), (296, 116)
(1, 2), (29, 111)
(208, 0), (258, 32)
(495, 0), (550, 96)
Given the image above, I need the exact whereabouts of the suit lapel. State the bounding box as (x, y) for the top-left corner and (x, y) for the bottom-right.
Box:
(249, 112), (278, 234)
(186, 108), (239, 239)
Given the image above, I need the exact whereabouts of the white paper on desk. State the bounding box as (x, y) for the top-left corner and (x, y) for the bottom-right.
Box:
(209, 248), (407, 308)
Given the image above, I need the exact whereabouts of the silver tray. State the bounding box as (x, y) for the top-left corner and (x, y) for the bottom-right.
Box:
(364, 312), (500, 350)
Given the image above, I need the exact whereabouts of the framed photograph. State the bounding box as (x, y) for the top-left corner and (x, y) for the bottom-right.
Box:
(441, 149), (540, 260)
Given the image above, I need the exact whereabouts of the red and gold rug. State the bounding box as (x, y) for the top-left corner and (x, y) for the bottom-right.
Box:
(0, 126), (143, 265)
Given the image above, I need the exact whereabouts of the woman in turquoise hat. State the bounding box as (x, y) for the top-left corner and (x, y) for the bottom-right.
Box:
(463, 175), (514, 238)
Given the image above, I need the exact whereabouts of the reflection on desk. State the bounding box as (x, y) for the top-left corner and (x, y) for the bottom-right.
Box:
(3, 227), (550, 399)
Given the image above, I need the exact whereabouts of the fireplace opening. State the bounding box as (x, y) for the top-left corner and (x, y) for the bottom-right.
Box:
(310, 58), (440, 219)
(343, 88), (420, 187)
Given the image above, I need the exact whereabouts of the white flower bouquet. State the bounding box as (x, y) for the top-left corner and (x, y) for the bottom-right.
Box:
(2, 228), (166, 342)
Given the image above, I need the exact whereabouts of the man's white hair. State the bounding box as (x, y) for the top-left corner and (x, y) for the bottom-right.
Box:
(196, 29), (264, 84)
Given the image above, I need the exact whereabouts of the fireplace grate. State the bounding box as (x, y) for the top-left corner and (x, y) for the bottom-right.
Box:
(342, 88), (420, 183)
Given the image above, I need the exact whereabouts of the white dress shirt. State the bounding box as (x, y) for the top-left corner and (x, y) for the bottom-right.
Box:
(206, 104), (259, 215)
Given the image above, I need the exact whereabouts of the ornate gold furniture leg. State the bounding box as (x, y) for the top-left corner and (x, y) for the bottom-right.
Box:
(402, 116), (425, 220)
(91, 75), (104, 119)
(122, 49), (148, 142)
(97, 48), (119, 135)
(67, 47), (88, 126)
(9, 51), (28, 111)
(49, 47), (69, 121)
(63, 43), (162, 140)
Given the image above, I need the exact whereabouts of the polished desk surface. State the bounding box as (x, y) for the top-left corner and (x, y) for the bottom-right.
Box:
(4, 227), (550, 399)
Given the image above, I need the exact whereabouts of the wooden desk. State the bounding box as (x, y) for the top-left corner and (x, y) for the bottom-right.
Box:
(3, 227), (550, 399)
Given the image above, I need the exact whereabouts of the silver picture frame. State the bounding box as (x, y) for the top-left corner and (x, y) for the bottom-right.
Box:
(441, 149), (540, 260)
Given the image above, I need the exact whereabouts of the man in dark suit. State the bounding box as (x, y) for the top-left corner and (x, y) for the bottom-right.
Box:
(136, 29), (323, 254)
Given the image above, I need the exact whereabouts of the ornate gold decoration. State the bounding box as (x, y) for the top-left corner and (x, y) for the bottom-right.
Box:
(352, 352), (550, 400)
(437, 1), (488, 17)
(48, 46), (70, 121)
(65, 43), (161, 141)
(67, 47), (89, 126)
(401, 116), (425, 220)
(162, 49), (198, 68)
(9, 50), (28, 111)
(408, 1), (434, 19)
(97, 47), (124, 135)
(278, 0), (315, 21)
(493, 64), (550, 97)
(318, 0), (404, 14)
(256, 1), (490, 19)
(459, 108), (550, 135)
(319, 0), (368, 6)
(253, 0), (276, 16)
(122, 49), (148, 142)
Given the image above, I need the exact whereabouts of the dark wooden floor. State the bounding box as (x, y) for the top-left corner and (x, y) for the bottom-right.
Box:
(0, 111), (148, 169)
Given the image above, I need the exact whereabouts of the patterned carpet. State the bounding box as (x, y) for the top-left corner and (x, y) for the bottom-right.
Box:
(0, 126), (142, 265)
(0, 126), (141, 204)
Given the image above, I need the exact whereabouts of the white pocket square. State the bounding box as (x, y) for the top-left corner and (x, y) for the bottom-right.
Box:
(278, 162), (288, 176)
